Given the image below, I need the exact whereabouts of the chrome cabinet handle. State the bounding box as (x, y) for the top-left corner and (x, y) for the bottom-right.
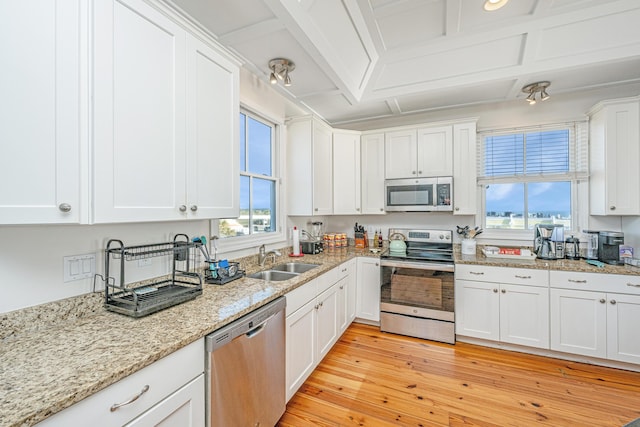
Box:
(455, 207), (460, 211)
(190, 205), (198, 212)
(610, 299), (617, 305)
(178, 205), (187, 212)
(627, 283), (640, 288)
(568, 279), (587, 283)
(380, 208), (384, 211)
(515, 275), (531, 279)
(493, 288), (498, 293)
(58, 203), (71, 212)
(356, 207), (360, 211)
(470, 271), (484, 275)
(412, 171), (417, 175)
(610, 206), (616, 210)
(314, 208), (319, 211)
(375, 263), (379, 267)
(418, 170), (422, 174)
(340, 285), (344, 289)
(501, 289), (506, 293)
(110, 385), (149, 412)
(600, 299), (606, 304)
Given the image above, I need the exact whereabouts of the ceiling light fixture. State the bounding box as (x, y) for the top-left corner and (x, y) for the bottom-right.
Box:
(268, 58), (295, 87)
(522, 81), (551, 105)
(484, 0), (510, 11)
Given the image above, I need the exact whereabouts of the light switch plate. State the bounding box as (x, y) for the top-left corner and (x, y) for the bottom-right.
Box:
(64, 254), (96, 282)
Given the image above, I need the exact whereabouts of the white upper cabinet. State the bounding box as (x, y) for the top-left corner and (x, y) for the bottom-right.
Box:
(287, 116), (333, 216)
(452, 121), (477, 215)
(589, 97), (640, 216)
(385, 126), (453, 179)
(0, 1), (85, 224)
(93, 0), (238, 223)
(360, 133), (385, 215)
(333, 131), (361, 215)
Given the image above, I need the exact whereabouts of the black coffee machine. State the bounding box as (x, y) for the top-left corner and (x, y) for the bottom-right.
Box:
(598, 231), (624, 265)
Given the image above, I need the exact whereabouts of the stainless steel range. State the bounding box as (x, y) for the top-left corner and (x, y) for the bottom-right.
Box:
(380, 228), (455, 344)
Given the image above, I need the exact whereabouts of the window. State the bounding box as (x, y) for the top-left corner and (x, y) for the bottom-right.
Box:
(219, 111), (278, 239)
(478, 123), (588, 233)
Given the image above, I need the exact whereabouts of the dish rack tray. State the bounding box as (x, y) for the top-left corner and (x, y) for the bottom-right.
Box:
(96, 234), (203, 318)
(204, 261), (245, 285)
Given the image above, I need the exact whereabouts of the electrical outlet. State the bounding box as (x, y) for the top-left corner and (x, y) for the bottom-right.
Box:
(64, 254), (96, 283)
(138, 258), (152, 267)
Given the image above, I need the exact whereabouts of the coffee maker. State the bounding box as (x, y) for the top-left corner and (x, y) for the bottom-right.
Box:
(598, 231), (624, 265)
(534, 224), (565, 260)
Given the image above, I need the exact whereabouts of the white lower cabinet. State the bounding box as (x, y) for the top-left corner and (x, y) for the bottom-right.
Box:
(36, 340), (205, 426)
(455, 265), (549, 349)
(550, 270), (640, 364)
(356, 257), (381, 322)
(285, 261), (357, 401)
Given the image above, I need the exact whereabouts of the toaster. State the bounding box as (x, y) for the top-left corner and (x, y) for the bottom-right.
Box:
(301, 240), (323, 254)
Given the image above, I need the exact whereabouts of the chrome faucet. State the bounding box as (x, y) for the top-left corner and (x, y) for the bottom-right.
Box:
(258, 244), (281, 267)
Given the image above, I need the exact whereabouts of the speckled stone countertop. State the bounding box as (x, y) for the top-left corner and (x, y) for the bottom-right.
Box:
(0, 247), (378, 427)
(454, 244), (640, 276)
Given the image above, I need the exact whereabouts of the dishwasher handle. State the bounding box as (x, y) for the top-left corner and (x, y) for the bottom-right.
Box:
(245, 313), (274, 339)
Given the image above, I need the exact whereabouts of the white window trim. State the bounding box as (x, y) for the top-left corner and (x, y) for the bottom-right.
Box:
(210, 106), (286, 253)
(477, 121), (589, 242)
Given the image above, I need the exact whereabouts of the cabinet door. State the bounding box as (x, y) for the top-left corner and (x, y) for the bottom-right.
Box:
(346, 263), (358, 324)
(550, 288), (607, 358)
(361, 134), (386, 214)
(185, 35), (239, 219)
(286, 299), (316, 402)
(312, 123), (333, 215)
(333, 132), (361, 215)
(0, 1), (82, 224)
(416, 126), (453, 176)
(316, 283), (339, 361)
(125, 375), (205, 427)
(337, 276), (349, 334)
(384, 130), (417, 179)
(356, 258), (381, 322)
(93, 0), (187, 223)
(453, 122), (477, 215)
(455, 279), (500, 341)
(607, 293), (640, 364)
(499, 284), (549, 349)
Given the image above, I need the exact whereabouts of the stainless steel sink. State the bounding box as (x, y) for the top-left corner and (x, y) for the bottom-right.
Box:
(247, 270), (299, 281)
(271, 262), (320, 274)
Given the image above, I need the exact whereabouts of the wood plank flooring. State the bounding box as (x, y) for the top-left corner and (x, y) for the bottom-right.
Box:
(278, 323), (640, 427)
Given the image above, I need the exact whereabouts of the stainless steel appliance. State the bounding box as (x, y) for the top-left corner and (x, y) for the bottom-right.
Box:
(301, 240), (323, 254)
(533, 224), (565, 260)
(205, 296), (286, 427)
(380, 228), (455, 344)
(582, 230), (599, 259)
(384, 177), (453, 212)
(598, 231), (624, 265)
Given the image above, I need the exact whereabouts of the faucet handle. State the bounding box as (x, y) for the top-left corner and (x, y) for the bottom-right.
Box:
(259, 244), (266, 254)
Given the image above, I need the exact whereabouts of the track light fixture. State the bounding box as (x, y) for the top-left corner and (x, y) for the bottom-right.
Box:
(268, 58), (295, 87)
(522, 81), (551, 105)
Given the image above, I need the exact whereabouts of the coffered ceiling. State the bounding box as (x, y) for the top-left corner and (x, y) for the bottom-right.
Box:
(170, 0), (640, 126)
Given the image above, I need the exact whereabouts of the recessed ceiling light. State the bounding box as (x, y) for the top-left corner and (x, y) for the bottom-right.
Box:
(484, 0), (509, 11)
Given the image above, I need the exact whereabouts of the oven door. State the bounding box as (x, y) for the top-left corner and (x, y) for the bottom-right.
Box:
(380, 259), (455, 343)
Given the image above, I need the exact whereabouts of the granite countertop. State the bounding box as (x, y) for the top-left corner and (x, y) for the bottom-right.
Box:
(0, 247), (377, 427)
(3, 244), (638, 427)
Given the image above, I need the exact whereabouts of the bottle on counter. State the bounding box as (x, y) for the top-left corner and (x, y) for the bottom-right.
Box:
(373, 230), (379, 248)
(378, 229), (383, 248)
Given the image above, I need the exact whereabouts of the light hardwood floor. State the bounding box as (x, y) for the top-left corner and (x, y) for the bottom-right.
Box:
(278, 323), (640, 426)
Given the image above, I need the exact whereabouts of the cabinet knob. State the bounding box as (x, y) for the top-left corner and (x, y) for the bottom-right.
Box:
(178, 205), (187, 212)
(600, 298), (606, 304)
(418, 170), (422, 174)
(380, 208), (384, 211)
(610, 299), (617, 305)
(314, 208), (319, 212)
(340, 285), (344, 289)
(190, 205), (198, 212)
(356, 207), (360, 211)
(58, 203), (72, 212)
(455, 207), (460, 211)
(375, 263), (379, 267)
(412, 171), (417, 175)
(610, 206), (616, 210)
(501, 289), (506, 293)
(493, 288), (498, 293)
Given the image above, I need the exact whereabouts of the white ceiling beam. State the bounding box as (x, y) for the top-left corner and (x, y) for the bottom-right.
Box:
(218, 18), (285, 45)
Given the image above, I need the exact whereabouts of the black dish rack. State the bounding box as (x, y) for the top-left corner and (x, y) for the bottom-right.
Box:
(95, 234), (203, 318)
(204, 260), (245, 285)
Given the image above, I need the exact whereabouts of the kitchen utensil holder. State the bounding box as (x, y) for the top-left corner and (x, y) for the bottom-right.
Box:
(96, 234), (203, 318)
(204, 261), (245, 285)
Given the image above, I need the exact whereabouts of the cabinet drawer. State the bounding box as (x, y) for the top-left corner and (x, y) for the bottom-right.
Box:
(286, 278), (318, 317)
(456, 264), (547, 286)
(550, 270), (640, 295)
(37, 339), (204, 426)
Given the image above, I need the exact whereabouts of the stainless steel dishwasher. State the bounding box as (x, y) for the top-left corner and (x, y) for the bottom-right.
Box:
(205, 296), (286, 427)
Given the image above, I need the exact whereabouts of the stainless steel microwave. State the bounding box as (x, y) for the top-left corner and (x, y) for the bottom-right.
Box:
(384, 177), (453, 212)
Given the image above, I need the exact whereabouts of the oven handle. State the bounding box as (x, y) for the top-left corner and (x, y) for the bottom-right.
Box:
(380, 258), (455, 272)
